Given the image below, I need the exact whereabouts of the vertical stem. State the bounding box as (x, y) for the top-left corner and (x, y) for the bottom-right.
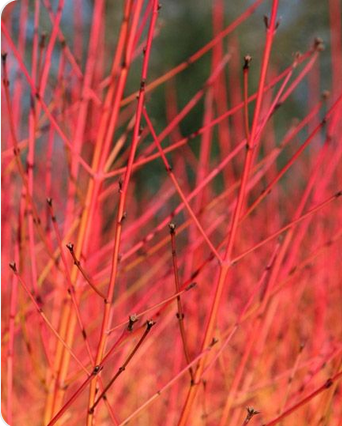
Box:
(177, 3), (279, 424)
(169, 224), (194, 382)
(86, 2), (160, 423)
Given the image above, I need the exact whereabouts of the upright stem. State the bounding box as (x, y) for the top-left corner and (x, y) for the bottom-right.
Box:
(86, 2), (160, 423)
(177, 2), (279, 424)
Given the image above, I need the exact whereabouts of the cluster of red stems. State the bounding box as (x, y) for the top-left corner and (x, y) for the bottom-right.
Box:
(2, 0), (342, 425)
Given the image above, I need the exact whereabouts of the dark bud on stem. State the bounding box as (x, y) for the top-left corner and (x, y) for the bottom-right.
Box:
(1, 52), (8, 63)
(66, 242), (74, 252)
(186, 282), (197, 291)
(325, 378), (333, 388)
(36, 295), (43, 306)
(146, 319), (156, 330)
(92, 365), (103, 375)
(127, 314), (138, 331)
(9, 261), (17, 272)
(46, 198), (53, 206)
(118, 177), (123, 193)
(210, 337), (218, 347)
(263, 15), (269, 29)
(120, 211), (127, 223)
(314, 37), (325, 51)
(243, 55), (252, 70)
(191, 269), (199, 280)
(169, 222), (176, 234)
(273, 102), (282, 112)
(245, 407), (260, 423)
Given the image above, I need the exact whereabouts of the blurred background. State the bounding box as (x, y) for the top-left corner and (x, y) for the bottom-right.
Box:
(3, 0), (337, 139)
(3, 0), (339, 195)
